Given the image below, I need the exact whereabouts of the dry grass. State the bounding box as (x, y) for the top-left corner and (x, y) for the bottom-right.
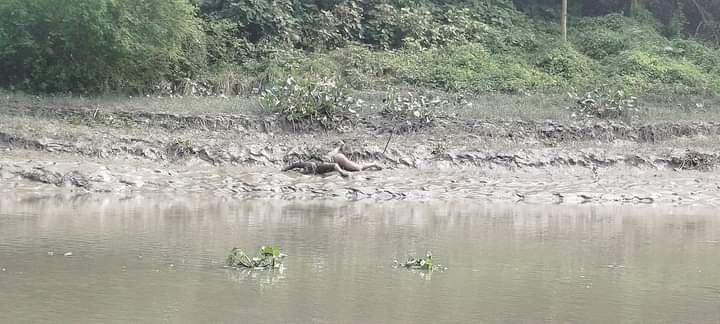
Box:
(638, 94), (720, 122)
(354, 90), (720, 122)
(3, 88), (720, 123)
(1, 90), (260, 115)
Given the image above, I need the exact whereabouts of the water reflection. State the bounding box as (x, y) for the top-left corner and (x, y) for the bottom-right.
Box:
(224, 267), (287, 289)
(0, 193), (719, 323)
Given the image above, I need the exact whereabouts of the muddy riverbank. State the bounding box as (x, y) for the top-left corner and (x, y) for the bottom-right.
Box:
(2, 99), (720, 206)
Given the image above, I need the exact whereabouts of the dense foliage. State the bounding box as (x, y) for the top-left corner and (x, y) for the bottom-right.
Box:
(0, 0), (201, 93)
(1, 0), (719, 95)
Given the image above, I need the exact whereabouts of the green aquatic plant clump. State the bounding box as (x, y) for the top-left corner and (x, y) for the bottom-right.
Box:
(226, 246), (286, 269)
(393, 251), (446, 271)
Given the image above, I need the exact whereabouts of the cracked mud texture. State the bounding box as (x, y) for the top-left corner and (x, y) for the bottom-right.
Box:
(2, 98), (720, 207)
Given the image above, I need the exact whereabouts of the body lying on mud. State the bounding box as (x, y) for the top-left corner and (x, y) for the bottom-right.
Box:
(282, 152), (383, 177)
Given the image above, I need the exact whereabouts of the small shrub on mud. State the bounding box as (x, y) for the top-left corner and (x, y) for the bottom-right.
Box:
(260, 76), (357, 128)
(380, 90), (452, 132)
(569, 89), (641, 120)
(65, 111), (134, 128)
(167, 138), (194, 159)
(672, 150), (718, 171)
(431, 141), (448, 155)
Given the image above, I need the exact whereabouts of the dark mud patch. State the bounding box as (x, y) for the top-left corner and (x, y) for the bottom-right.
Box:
(16, 168), (90, 189)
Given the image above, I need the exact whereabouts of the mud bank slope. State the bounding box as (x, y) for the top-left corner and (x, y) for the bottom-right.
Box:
(2, 102), (720, 206)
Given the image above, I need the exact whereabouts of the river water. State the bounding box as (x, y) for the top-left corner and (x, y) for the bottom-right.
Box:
(0, 194), (719, 323)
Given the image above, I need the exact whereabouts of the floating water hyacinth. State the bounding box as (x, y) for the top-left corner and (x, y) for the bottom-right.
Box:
(226, 246), (286, 269)
(393, 251), (447, 272)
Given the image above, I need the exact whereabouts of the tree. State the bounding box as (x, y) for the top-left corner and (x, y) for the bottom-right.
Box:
(0, 0), (203, 93)
(629, 0), (640, 16)
(561, 0), (568, 42)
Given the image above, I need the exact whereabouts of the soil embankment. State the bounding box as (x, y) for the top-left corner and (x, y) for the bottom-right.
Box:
(2, 98), (720, 206)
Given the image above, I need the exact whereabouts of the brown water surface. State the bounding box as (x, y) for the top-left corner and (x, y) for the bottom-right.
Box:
(0, 195), (719, 323)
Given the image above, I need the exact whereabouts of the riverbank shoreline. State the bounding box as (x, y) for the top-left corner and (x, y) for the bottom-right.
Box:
(2, 95), (719, 207)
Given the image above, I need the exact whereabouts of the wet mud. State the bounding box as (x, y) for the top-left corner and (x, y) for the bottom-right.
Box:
(2, 102), (720, 206)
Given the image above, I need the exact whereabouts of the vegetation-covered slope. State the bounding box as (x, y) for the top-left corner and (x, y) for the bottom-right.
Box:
(1, 0), (719, 96)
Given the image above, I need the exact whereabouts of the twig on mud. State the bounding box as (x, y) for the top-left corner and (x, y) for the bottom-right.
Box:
(382, 130), (394, 155)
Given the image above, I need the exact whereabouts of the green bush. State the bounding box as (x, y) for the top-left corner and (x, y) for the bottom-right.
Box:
(298, 1), (364, 50)
(200, 0), (299, 45)
(571, 13), (667, 59)
(608, 50), (709, 92)
(381, 90), (451, 132)
(0, 0), (202, 93)
(669, 39), (720, 74)
(241, 45), (394, 90)
(242, 48), (344, 90)
(535, 44), (597, 80)
(570, 89), (641, 120)
(323, 45), (394, 89)
(573, 29), (630, 59)
(387, 44), (557, 93)
(260, 75), (356, 126)
(202, 19), (257, 66)
(2, 0), (720, 97)
(573, 13), (630, 32)
(386, 44), (493, 91)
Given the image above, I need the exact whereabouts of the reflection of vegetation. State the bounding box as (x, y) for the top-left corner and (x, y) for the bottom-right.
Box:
(226, 246), (286, 269)
(225, 267), (286, 288)
(396, 251), (433, 270)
